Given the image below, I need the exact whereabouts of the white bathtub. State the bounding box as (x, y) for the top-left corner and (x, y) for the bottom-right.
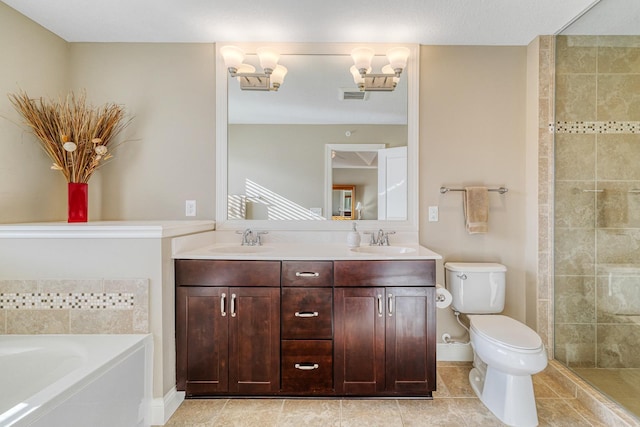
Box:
(0, 334), (152, 427)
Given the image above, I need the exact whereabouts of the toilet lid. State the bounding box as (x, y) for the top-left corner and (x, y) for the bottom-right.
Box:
(469, 315), (542, 350)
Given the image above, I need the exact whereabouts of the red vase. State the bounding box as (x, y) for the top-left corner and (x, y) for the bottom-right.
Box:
(68, 182), (88, 223)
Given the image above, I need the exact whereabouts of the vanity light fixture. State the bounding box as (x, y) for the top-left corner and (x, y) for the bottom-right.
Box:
(220, 45), (288, 91)
(350, 47), (409, 91)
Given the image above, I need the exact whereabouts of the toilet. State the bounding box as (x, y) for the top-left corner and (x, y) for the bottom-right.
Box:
(444, 262), (547, 427)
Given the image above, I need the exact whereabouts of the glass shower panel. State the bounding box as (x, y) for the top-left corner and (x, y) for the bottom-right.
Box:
(554, 1), (640, 418)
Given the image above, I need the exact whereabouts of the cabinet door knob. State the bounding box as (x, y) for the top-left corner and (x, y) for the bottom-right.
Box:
(295, 271), (320, 277)
(221, 293), (227, 317)
(388, 293), (394, 316)
(377, 294), (383, 317)
(294, 363), (319, 370)
(295, 311), (319, 318)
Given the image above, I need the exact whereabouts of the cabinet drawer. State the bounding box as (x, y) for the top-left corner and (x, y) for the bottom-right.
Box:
(281, 288), (332, 339)
(282, 261), (333, 287)
(334, 260), (435, 287)
(176, 260), (281, 287)
(281, 340), (333, 393)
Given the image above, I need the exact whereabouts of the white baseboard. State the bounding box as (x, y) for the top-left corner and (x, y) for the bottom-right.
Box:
(437, 342), (473, 362)
(150, 387), (185, 426)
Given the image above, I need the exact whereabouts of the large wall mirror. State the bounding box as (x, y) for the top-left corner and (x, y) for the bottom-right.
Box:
(216, 43), (419, 231)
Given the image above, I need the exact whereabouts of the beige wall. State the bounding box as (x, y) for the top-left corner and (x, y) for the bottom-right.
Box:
(68, 43), (217, 220)
(418, 45), (529, 337)
(0, 3), (70, 223)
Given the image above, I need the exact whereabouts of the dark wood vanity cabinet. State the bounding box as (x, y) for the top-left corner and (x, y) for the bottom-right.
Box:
(176, 258), (436, 397)
(334, 260), (436, 396)
(175, 260), (281, 396)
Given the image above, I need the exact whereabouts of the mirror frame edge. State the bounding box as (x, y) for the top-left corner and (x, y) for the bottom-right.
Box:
(215, 42), (420, 231)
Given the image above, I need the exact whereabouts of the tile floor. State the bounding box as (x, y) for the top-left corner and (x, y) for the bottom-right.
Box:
(162, 362), (621, 426)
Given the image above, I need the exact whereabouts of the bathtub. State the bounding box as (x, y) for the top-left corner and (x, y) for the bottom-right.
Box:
(0, 334), (152, 427)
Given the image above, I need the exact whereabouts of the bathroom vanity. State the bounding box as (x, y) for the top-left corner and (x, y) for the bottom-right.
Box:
(174, 243), (439, 398)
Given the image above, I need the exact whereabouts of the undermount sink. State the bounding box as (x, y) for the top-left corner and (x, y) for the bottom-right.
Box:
(208, 245), (273, 254)
(350, 246), (417, 255)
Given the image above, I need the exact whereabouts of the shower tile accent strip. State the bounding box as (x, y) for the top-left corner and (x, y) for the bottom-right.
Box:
(555, 121), (640, 134)
(0, 278), (149, 334)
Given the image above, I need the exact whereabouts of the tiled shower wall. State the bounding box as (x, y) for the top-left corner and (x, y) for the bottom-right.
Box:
(554, 35), (640, 368)
(0, 279), (149, 334)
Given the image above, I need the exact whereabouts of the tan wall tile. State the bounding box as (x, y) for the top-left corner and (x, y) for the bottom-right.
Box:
(554, 134), (596, 181)
(556, 36), (598, 75)
(596, 181), (640, 228)
(69, 309), (135, 334)
(6, 309), (69, 334)
(597, 75), (640, 121)
(596, 274), (640, 324)
(598, 45), (640, 74)
(555, 74), (597, 121)
(597, 324), (640, 368)
(38, 279), (103, 294)
(554, 228), (595, 275)
(596, 229), (640, 265)
(0, 280), (38, 293)
(554, 181), (596, 228)
(597, 134), (640, 180)
(554, 276), (596, 324)
(554, 323), (596, 367)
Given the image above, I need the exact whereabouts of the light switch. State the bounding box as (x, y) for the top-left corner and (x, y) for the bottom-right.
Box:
(428, 206), (438, 222)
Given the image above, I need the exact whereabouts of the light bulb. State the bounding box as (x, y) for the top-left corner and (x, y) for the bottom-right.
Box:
(220, 45), (245, 71)
(351, 47), (374, 73)
(256, 47), (280, 74)
(386, 47), (410, 73)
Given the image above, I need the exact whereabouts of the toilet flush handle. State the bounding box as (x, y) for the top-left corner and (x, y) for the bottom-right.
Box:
(457, 273), (467, 280)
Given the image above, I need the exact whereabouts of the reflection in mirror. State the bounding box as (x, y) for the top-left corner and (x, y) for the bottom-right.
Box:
(332, 185), (355, 220)
(216, 43), (419, 230)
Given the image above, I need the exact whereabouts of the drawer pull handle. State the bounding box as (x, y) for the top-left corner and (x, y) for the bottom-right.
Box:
(294, 363), (319, 370)
(377, 294), (383, 317)
(231, 293), (237, 317)
(295, 272), (320, 277)
(221, 293), (227, 317)
(388, 293), (393, 317)
(295, 311), (319, 318)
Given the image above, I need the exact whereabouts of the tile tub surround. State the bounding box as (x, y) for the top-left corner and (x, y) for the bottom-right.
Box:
(160, 361), (632, 427)
(0, 278), (149, 334)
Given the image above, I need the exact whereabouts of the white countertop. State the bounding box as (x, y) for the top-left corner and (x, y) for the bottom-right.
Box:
(173, 242), (441, 261)
(0, 220), (216, 239)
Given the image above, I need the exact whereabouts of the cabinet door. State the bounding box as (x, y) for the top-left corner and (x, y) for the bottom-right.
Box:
(176, 287), (229, 395)
(334, 287), (385, 394)
(228, 287), (281, 393)
(385, 287), (436, 394)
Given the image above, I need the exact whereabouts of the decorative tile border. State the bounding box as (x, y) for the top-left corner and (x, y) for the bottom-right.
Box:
(555, 121), (640, 134)
(0, 292), (134, 310)
(0, 278), (149, 334)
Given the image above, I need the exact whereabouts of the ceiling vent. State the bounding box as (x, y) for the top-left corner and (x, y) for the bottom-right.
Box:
(339, 88), (369, 101)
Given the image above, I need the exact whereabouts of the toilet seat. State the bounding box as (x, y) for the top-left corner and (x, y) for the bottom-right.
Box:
(469, 315), (542, 352)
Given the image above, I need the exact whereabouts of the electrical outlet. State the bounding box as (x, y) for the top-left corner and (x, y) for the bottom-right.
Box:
(428, 206), (438, 222)
(185, 200), (196, 217)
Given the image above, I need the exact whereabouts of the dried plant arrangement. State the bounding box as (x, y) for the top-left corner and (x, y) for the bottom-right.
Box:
(8, 90), (132, 183)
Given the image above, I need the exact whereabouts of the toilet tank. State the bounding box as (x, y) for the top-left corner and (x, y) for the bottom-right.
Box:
(444, 262), (507, 314)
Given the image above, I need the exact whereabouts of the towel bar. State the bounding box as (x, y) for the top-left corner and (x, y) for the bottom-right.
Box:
(440, 186), (508, 194)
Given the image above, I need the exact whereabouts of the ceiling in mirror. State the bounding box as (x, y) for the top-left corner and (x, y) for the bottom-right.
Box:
(227, 54), (408, 125)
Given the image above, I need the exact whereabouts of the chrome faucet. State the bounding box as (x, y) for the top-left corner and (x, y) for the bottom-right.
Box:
(364, 229), (396, 246)
(236, 228), (268, 246)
